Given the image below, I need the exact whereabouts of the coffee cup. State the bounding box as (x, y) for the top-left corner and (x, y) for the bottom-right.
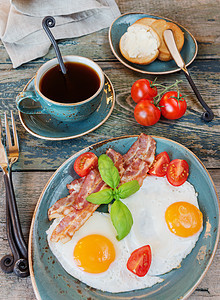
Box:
(16, 56), (105, 122)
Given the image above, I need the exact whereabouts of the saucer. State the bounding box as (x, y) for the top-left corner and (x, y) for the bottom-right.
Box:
(18, 74), (115, 140)
(109, 12), (198, 75)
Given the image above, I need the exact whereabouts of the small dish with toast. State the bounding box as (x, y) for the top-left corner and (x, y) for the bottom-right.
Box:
(109, 12), (197, 74)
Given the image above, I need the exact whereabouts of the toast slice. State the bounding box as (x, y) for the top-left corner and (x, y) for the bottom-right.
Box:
(151, 19), (184, 61)
(133, 17), (156, 27)
(119, 24), (161, 65)
(156, 51), (172, 61)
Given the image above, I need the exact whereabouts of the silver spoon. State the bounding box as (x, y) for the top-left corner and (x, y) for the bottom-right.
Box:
(163, 29), (214, 122)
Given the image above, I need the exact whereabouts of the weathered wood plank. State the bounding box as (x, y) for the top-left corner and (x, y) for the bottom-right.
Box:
(0, 0), (219, 69)
(0, 0), (219, 299)
(0, 169), (219, 299)
(0, 60), (219, 170)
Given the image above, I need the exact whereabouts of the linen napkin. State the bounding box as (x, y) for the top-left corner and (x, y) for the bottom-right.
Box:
(0, 0), (120, 68)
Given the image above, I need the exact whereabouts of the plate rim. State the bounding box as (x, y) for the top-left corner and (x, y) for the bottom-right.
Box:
(108, 12), (198, 75)
(28, 135), (220, 300)
(18, 73), (115, 141)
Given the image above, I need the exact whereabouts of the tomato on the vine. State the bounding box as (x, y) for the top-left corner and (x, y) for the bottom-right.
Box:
(131, 79), (158, 103)
(134, 100), (161, 126)
(74, 152), (98, 177)
(159, 91), (187, 120)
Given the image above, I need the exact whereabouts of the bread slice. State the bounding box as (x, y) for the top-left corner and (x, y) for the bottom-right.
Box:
(151, 19), (184, 61)
(156, 51), (172, 61)
(119, 24), (161, 65)
(133, 17), (156, 27)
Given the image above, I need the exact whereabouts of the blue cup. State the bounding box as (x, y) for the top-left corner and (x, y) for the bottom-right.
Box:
(16, 56), (105, 122)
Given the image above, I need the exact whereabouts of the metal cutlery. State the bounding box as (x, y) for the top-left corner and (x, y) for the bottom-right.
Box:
(42, 16), (67, 75)
(163, 29), (214, 122)
(0, 111), (29, 277)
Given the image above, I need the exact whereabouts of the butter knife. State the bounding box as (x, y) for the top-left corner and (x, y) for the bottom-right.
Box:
(163, 29), (214, 122)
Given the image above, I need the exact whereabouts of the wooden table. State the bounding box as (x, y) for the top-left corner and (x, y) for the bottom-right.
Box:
(0, 0), (219, 299)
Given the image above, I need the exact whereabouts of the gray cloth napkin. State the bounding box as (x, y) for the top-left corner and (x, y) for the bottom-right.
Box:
(0, 0), (120, 68)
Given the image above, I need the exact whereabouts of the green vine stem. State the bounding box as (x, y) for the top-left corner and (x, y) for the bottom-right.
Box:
(150, 77), (167, 89)
(154, 80), (182, 105)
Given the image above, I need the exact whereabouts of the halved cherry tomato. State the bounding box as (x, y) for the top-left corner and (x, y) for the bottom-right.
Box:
(166, 159), (189, 186)
(134, 100), (161, 126)
(74, 152), (98, 177)
(159, 91), (187, 120)
(149, 151), (170, 177)
(131, 79), (158, 103)
(127, 245), (152, 277)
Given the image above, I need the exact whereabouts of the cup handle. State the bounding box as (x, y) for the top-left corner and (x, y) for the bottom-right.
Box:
(16, 91), (47, 114)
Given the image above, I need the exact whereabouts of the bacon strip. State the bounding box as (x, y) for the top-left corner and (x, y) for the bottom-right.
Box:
(48, 177), (85, 220)
(66, 177), (85, 194)
(121, 133), (156, 186)
(48, 192), (78, 221)
(49, 134), (156, 243)
(106, 148), (125, 177)
(50, 169), (107, 243)
(48, 149), (124, 221)
(49, 152), (123, 241)
(50, 204), (100, 243)
(123, 133), (156, 167)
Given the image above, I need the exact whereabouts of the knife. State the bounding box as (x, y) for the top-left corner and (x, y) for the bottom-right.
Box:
(163, 29), (214, 122)
(0, 120), (8, 172)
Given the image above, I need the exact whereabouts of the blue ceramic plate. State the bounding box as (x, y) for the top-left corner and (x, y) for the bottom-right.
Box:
(109, 13), (198, 74)
(18, 74), (115, 140)
(29, 135), (219, 300)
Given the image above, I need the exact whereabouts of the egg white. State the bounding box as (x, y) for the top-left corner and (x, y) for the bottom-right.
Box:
(124, 176), (203, 275)
(47, 176), (202, 292)
(47, 211), (163, 293)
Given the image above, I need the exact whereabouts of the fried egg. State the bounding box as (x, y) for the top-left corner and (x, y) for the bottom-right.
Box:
(125, 176), (203, 275)
(47, 176), (203, 292)
(47, 211), (163, 293)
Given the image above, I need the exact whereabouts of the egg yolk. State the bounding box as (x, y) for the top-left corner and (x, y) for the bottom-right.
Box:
(73, 234), (116, 273)
(165, 202), (203, 237)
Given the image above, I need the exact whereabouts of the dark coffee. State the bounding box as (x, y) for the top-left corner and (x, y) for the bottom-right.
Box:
(39, 62), (100, 103)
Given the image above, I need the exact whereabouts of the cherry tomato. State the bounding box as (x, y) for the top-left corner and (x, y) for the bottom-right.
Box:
(74, 152), (98, 177)
(166, 159), (189, 186)
(131, 79), (158, 103)
(149, 151), (170, 177)
(134, 100), (161, 126)
(159, 91), (187, 120)
(127, 245), (152, 277)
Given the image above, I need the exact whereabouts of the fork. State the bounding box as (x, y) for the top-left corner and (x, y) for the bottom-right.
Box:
(0, 111), (29, 277)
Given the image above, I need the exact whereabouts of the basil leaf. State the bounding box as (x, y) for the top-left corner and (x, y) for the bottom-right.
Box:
(86, 188), (113, 205)
(99, 154), (114, 167)
(118, 180), (140, 199)
(113, 188), (120, 201)
(110, 200), (133, 240)
(98, 154), (120, 189)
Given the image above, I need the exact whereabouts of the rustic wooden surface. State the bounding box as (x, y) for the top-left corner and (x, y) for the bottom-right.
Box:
(0, 0), (219, 299)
